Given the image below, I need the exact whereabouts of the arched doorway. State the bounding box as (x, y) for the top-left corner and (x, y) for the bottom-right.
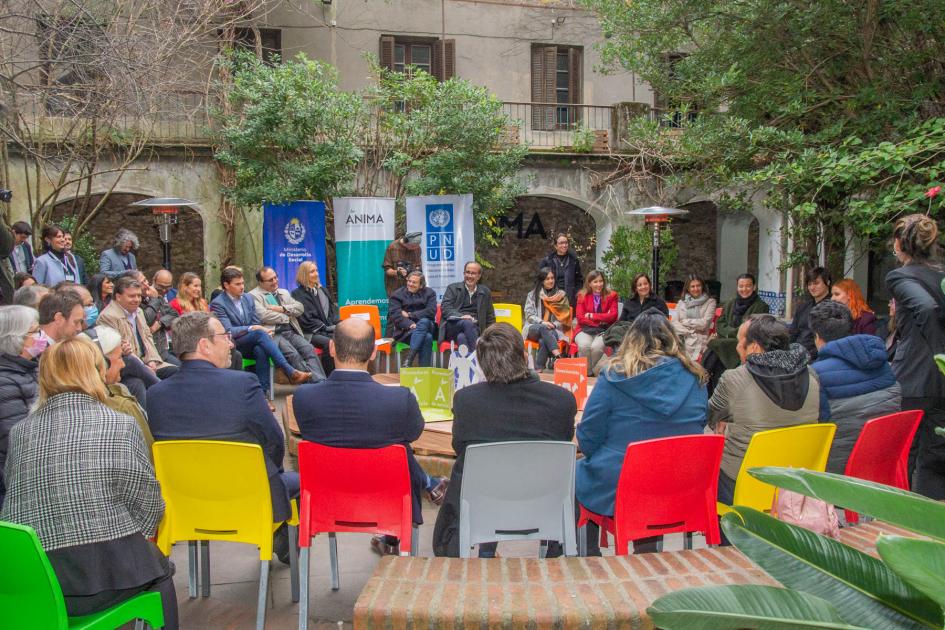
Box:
(666, 200), (719, 298)
(52, 192), (205, 279)
(747, 217), (760, 279)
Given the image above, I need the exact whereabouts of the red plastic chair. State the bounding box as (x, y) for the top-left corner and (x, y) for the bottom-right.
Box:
(297, 442), (415, 630)
(578, 434), (725, 554)
(842, 410), (922, 524)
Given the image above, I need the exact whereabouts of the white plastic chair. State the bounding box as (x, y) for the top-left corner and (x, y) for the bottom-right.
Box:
(459, 440), (578, 557)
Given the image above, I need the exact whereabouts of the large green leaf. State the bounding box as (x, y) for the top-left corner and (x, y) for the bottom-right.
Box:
(723, 508), (941, 628)
(877, 535), (945, 617)
(933, 354), (945, 377)
(747, 467), (945, 542)
(648, 584), (867, 629)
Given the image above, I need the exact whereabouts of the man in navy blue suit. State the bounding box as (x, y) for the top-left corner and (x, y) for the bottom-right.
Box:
(146, 311), (299, 563)
(210, 267), (311, 400)
(293, 318), (446, 555)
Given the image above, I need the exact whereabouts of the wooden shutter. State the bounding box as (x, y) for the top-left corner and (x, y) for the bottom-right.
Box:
(441, 39), (455, 80)
(379, 35), (395, 71)
(568, 47), (583, 125)
(531, 46), (556, 131)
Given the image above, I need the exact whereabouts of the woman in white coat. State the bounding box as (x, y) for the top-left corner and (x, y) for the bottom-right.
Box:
(672, 275), (717, 361)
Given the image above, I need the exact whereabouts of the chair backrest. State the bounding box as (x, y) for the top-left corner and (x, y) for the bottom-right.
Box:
(708, 307), (723, 336)
(614, 435), (725, 547)
(459, 440), (577, 557)
(0, 521), (68, 629)
(492, 303), (523, 331)
(844, 410), (922, 489)
(733, 423), (836, 512)
(339, 304), (381, 339)
(153, 441), (275, 560)
(297, 442), (413, 553)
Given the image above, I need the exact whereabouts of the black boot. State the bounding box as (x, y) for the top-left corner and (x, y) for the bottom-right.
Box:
(402, 350), (417, 368)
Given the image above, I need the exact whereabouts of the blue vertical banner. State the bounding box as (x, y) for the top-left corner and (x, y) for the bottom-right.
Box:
(405, 194), (474, 301)
(263, 201), (327, 288)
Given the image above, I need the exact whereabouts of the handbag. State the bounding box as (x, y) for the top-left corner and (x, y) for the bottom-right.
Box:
(771, 488), (840, 539)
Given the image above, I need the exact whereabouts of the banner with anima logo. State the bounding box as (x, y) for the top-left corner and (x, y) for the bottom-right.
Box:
(405, 194), (474, 302)
(263, 201), (327, 290)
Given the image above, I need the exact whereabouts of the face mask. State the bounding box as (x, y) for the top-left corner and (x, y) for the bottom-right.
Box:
(84, 305), (99, 323)
(25, 334), (49, 359)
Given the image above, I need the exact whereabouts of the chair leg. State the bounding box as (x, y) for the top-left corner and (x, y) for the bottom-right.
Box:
(187, 541), (198, 599)
(684, 532), (693, 551)
(539, 542), (548, 559)
(289, 525), (300, 603)
(200, 541), (211, 597)
(299, 547), (310, 630)
(134, 620), (144, 630)
(410, 525), (420, 557)
(578, 525), (588, 557)
(268, 365), (275, 401)
(328, 532), (340, 591)
(256, 560), (270, 630)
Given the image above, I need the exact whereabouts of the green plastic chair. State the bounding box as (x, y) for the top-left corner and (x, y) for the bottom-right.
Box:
(242, 357), (275, 401)
(0, 520), (165, 629)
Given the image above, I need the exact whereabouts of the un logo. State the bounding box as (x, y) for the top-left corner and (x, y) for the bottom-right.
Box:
(429, 208), (451, 228)
(284, 218), (306, 245)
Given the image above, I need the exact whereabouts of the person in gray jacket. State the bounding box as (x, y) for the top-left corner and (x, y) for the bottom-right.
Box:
(98, 229), (138, 278)
(810, 300), (901, 474)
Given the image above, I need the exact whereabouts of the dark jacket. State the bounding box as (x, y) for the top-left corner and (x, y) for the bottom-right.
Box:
(209, 292), (259, 334)
(438, 282), (496, 343)
(539, 250), (583, 305)
(576, 357), (707, 516)
(388, 286), (437, 342)
(811, 335), (901, 473)
(291, 284), (340, 336)
(886, 264), (945, 400)
(432, 374), (576, 556)
(619, 294), (669, 324)
(145, 359), (294, 521)
(292, 370), (427, 523)
(0, 221), (14, 304)
(706, 294), (770, 369)
(790, 297), (830, 360)
(0, 354), (38, 506)
(852, 311), (878, 336)
(141, 295), (179, 358)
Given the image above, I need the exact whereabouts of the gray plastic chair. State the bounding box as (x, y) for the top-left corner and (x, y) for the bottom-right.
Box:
(459, 440), (578, 557)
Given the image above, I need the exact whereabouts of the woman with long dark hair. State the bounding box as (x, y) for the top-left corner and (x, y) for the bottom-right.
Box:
(86, 273), (114, 319)
(31, 224), (80, 286)
(619, 272), (669, 324)
(538, 233), (583, 305)
(672, 274), (718, 361)
(523, 267), (572, 372)
(573, 270), (619, 374)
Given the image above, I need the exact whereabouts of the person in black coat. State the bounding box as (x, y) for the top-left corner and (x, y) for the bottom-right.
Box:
(439, 261), (496, 351)
(0, 305), (41, 508)
(620, 272), (669, 324)
(538, 234), (583, 305)
(290, 260), (340, 354)
(887, 214), (945, 499)
(432, 323), (576, 557)
(789, 267), (832, 359)
(388, 270), (437, 367)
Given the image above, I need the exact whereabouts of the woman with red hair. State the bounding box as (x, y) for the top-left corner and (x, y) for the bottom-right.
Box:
(831, 278), (877, 335)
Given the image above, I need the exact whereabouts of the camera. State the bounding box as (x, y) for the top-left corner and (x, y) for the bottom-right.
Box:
(396, 260), (416, 275)
(0, 189), (11, 203)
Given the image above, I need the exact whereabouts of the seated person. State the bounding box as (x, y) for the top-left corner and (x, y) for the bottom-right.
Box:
(292, 318), (445, 556)
(577, 310), (708, 555)
(291, 260), (339, 359)
(432, 323), (576, 557)
(701, 273), (769, 395)
(166, 271), (243, 371)
(809, 300), (901, 473)
(523, 267), (572, 372)
(831, 278), (878, 336)
(389, 270), (437, 367)
(210, 267), (311, 400)
(1, 336), (177, 628)
(146, 311), (299, 563)
(249, 266), (326, 381)
(672, 274), (718, 361)
(710, 314), (825, 506)
(603, 273), (668, 349)
(573, 269), (619, 375)
(439, 261), (496, 352)
(789, 266), (832, 359)
(37, 289), (86, 343)
(140, 269), (179, 366)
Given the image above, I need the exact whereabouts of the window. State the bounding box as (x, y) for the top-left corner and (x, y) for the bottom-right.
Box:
(654, 53), (699, 128)
(531, 45), (582, 131)
(380, 36), (455, 81)
(230, 28), (282, 64)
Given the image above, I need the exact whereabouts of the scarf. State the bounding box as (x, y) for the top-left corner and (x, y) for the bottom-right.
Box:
(683, 293), (710, 319)
(540, 289), (572, 330)
(731, 292), (759, 327)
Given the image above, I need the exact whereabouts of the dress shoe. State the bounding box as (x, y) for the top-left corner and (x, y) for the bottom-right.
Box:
(273, 524), (292, 565)
(289, 370), (312, 385)
(426, 477), (449, 505)
(267, 400), (277, 413)
(370, 535), (399, 556)
(274, 368), (291, 385)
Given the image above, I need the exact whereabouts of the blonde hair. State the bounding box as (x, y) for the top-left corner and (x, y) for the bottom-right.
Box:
(604, 311), (707, 382)
(296, 261), (319, 289)
(894, 213), (939, 262)
(176, 272), (207, 312)
(37, 336), (108, 406)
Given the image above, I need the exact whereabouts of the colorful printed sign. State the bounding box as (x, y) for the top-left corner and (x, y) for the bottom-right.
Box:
(263, 201), (327, 287)
(554, 357), (588, 410)
(405, 194), (475, 302)
(400, 367), (454, 422)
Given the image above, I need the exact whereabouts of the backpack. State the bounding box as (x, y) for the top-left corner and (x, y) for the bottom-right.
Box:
(771, 488), (840, 539)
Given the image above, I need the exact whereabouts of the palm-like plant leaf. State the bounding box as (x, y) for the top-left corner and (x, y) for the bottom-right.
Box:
(746, 467), (945, 542)
(648, 584), (867, 629)
(876, 535), (945, 617)
(723, 508), (940, 628)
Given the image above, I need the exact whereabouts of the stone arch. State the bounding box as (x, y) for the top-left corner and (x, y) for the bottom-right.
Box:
(518, 186), (615, 267)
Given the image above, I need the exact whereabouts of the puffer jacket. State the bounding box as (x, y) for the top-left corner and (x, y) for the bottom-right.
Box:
(812, 335), (902, 473)
(0, 353), (39, 505)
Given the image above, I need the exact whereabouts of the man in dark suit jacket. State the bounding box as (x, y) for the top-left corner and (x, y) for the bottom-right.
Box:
(293, 317), (446, 555)
(438, 261), (496, 351)
(146, 311), (299, 563)
(209, 267), (311, 399)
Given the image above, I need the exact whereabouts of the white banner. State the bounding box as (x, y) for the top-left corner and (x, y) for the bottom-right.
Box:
(405, 194), (474, 302)
(333, 197), (396, 327)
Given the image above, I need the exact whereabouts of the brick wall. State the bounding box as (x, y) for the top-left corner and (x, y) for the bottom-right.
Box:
(667, 200), (718, 287)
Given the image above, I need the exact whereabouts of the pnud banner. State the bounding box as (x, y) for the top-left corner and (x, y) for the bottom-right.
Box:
(263, 201), (327, 289)
(405, 194), (475, 302)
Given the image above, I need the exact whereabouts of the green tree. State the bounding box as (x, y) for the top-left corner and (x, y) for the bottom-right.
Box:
(601, 224), (677, 298)
(581, 0), (945, 270)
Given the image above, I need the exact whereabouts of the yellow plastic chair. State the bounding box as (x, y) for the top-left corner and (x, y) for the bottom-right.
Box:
(493, 303), (523, 332)
(717, 423), (836, 516)
(153, 441), (299, 630)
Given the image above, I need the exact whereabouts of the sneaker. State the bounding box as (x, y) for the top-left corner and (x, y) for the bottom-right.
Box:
(370, 535), (399, 556)
(426, 477), (449, 505)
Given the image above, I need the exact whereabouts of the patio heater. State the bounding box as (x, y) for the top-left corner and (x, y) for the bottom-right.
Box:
(625, 205), (689, 295)
(130, 197), (198, 271)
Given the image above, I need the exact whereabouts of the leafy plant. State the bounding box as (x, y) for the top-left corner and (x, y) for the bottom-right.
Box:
(570, 125), (596, 153)
(601, 224), (677, 297)
(56, 215), (99, 275)
(648, 468), (945, 629)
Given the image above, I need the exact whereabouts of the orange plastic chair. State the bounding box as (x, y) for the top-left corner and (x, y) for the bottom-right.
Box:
(843, 410), (922, 524)
(339, 304), (393, 370)
(296, 442), (416, 630)
(578, 434), (725, 554)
